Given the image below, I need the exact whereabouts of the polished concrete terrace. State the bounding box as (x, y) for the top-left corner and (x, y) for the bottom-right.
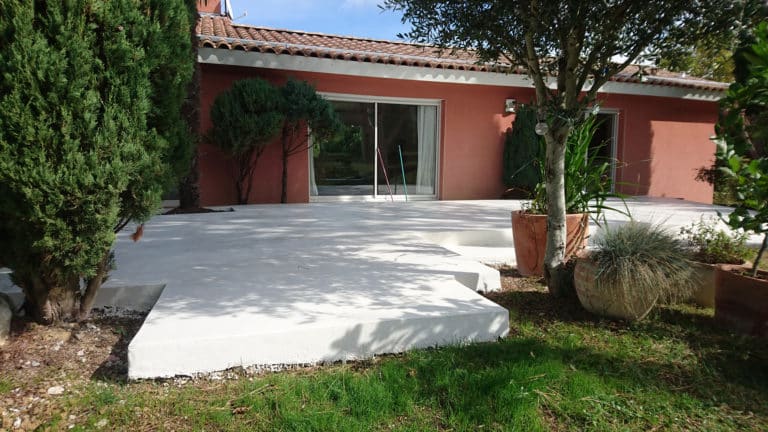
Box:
(1, 198), (752, 379)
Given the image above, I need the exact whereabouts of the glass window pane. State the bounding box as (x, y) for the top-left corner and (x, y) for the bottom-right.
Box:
(312, 101), (375, 196)
(376, 104), (437, 196)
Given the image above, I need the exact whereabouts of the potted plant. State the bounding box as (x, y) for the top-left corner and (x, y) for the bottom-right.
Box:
(712, 23), (768, 337)
(511, 113), (625, 281)
(679, 218), (750, 308)
(574, 222), (696, 321)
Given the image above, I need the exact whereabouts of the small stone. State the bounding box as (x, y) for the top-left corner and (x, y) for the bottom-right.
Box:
(95, 419), (108, 428)
(76, 350), (85, 357)
(30, 361), (40, 367)
(46, 386), (65, 396)
(12, 418), (21, 429)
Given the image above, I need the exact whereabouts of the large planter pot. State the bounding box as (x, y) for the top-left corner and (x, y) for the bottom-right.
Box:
(715, 264), (768, 337)
(511, 210), (588, 277)
(573, 253), (658, 321)
(691, 262), (717, 308)
(690, 261), (750, 308)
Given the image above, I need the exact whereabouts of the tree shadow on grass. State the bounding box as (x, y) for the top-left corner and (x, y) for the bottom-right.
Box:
(478, 289), (768, 416)
(403, 327), (768, 430)
(640, 306), (768, 397)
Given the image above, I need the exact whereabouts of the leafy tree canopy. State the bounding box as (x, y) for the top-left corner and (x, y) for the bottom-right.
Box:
(382, 0), (752, 294)
(655, 0), (766, 82)
(716, 22), (768, 274)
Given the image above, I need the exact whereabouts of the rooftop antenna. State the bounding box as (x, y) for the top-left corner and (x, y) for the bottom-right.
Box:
(225, 0), (248, 21)
(233, 10), (248, 21)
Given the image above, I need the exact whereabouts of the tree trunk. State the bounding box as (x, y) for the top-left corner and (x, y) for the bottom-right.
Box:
(281, 149), (288, 204)
(281, 133), (289, 204)
(178, 149), (200, 208)
(543, 127), (571, 297)
(20, 273), (81, 324)
(78, 251), (111, 321)
(178, 15), (201, 209)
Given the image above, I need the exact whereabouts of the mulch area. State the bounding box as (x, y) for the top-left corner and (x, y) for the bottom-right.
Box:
(0, 310), (147, 431)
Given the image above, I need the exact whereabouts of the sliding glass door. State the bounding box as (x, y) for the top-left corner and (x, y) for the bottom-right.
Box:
(310, 97), (439, 199)
(310, 101), (375, 197)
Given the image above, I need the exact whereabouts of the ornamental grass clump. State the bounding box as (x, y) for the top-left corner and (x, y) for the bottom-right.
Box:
(593, 222), (697, 306)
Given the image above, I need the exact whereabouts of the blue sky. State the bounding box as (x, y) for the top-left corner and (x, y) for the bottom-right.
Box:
(227, 0), (409, 40)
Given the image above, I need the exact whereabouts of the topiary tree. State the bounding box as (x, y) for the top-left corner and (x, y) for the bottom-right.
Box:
(278, 79), (343, 203)
(0, 0), (194, 323)
(502, 104), (543, 196)
(209, 79), (285, 204)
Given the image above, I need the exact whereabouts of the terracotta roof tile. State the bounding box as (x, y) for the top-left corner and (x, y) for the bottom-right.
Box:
(196, 14), (728, 92)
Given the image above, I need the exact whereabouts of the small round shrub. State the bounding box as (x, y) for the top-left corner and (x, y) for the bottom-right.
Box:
(679, 218), (750, 265)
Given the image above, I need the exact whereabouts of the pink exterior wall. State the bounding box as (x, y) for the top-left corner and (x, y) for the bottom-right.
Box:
(198, 62), (717, 206)
(198, 63), (527, 205)
(598, 94), (717, 203)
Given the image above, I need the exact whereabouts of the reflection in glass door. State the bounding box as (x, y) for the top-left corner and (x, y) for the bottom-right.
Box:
(377, 104), (437, 196)
(311, 101), (375, 196)
(310, 98), (438, 199)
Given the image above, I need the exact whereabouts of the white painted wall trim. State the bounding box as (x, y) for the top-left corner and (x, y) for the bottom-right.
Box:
(198, 48), (724, 101)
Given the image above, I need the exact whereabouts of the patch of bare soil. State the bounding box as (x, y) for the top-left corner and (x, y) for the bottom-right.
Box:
(0, 310), (146, 430)
(485, 264), (596, 325)
(491, 264), (548, 292)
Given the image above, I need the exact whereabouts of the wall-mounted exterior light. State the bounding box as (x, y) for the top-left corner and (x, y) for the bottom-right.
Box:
(505, 99), (516, 113)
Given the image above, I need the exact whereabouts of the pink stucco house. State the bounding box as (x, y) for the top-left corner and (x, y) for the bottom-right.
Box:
(193, 1), (728, 206)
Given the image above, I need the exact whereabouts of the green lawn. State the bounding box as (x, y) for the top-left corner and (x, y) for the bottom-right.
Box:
(11, 282), (768, 431)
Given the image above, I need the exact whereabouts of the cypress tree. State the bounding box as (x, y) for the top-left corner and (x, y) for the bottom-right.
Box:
(0, 0), (194, 323)
(502, 104), (544, 196)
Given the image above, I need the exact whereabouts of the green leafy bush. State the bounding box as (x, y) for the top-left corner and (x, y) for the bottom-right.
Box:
(527, 115), (625, 221)
(715, 22), (768, 276)
(679, 218), (750, 264)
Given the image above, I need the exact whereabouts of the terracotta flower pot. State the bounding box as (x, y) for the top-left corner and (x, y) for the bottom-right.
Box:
(511, 210), (588, 277)
(574, 253), (658, 321)
(715, 264), (768, 337)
